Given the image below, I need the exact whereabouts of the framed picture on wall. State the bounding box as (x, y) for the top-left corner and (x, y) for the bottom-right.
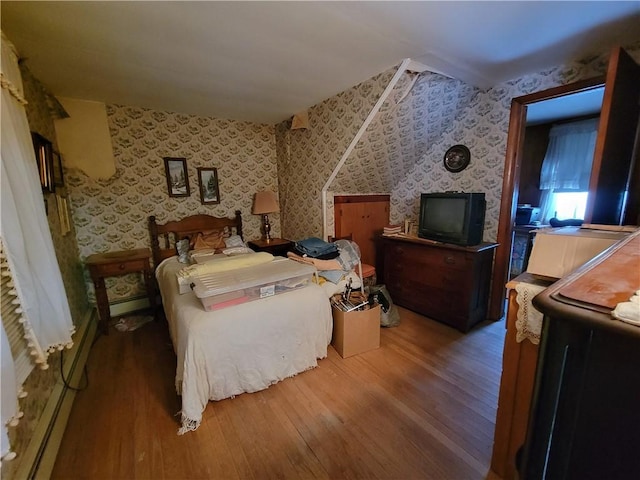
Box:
(52, 150), (64, 188)
(197, 167), (220, 205)
(163, 157), (190, 197)
(31, 132), (54, 193)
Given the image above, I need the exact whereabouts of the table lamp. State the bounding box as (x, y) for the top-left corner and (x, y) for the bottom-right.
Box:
(252, 190), (279, 242)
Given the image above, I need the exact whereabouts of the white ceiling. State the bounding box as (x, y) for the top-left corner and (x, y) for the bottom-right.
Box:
(2, 1), (639, 124)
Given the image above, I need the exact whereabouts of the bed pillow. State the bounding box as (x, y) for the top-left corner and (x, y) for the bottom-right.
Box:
(224, 234), (245, 248)
(191, 229), (228, 250)
(222, 246), (254, 256)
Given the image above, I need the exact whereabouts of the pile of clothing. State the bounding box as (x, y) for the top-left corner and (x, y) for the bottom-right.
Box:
(289, 237), (400, 327)
(291, 237), (339, 259)
(288, 237), (360, 284)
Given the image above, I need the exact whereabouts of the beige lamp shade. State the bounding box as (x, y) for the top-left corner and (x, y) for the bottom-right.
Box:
(252, 191), (280, 215)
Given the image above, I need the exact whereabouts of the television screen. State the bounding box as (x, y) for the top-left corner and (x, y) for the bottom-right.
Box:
(419, 192), (485, 246)
(422, 197), (466, 234)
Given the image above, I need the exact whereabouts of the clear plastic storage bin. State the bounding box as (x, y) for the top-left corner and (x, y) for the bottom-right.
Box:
(192, 258), (317, 311)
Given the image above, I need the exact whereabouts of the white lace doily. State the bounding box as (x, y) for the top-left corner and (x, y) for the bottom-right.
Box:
(514, 282), (547, 344)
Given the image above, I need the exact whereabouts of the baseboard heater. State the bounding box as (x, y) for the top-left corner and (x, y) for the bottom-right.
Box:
(13, 308), (97, 480)
(109, 295), (150, 317)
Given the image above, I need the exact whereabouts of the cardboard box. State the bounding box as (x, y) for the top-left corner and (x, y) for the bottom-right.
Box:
(331, 304), (381, 358)
(526, 227), (629, 279)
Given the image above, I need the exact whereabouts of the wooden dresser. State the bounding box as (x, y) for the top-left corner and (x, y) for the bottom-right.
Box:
(379, 235), (498, 332)
(521, 229), (640, 479)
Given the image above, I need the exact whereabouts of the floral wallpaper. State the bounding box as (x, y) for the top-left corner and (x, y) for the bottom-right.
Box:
(66, 106), (279, 302)
(67, 41), (640, 304)
(3, 38), (639, 480)
(276, 70), (393, 240)
(279, 42), (640, 244)
(20, 67), (88, 323)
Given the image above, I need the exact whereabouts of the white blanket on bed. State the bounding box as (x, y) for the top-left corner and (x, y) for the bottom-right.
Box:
(156, 257), (333, 434)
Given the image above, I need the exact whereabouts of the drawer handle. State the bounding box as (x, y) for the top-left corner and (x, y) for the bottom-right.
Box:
(119, 263), (126, 270)
(444, 256), (455, 264)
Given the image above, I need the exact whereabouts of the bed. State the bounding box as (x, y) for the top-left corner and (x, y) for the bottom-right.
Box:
(148, 212), (333, 434)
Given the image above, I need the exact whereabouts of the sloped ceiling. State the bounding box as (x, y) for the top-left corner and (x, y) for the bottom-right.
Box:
(2, 1), (639, 124)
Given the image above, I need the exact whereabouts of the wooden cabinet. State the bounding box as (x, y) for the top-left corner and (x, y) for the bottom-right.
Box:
(525, 318), (640, 480)
(334, 195), (389, 268)
(379, 235), (497, 332)
(521, 231), (640, 480)
(587, 47), (640, 225)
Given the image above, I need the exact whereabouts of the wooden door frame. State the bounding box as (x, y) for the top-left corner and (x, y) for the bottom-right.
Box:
(488, 76), (606, 321)
(586, 47), (640, 225)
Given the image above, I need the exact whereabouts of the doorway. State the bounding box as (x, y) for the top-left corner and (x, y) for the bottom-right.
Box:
(508, 107), (603, 279)
(489, 46), (640, 320)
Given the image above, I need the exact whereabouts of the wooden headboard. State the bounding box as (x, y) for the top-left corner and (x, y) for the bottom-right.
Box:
(148, 210), (243, 269)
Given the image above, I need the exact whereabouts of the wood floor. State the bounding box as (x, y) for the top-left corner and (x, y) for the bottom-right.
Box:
(52, 307), (506, 480)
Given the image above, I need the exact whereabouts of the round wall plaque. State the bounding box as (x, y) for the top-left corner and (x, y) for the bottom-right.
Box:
(443, 145), (470, 172)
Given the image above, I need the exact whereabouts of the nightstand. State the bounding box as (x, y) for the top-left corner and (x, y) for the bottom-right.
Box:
(247, 238), (293, 257)
(85, 248), (156, 334)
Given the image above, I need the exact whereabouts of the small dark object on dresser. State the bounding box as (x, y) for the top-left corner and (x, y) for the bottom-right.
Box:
(549, 217), (583, 227)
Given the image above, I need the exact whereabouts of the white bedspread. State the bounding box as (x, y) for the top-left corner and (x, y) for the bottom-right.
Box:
(156, 257), (333, 433)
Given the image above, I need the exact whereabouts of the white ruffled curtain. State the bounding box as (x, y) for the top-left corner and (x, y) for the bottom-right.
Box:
(1, 320), (20, 462)
(1, 32), (74, 461)
(538, 118), (599, 222)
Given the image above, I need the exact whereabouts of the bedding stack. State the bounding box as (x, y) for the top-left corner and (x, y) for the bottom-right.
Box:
(176, 251), (272, 294)
(192, 258), (317, 311)
(174, 249), (319, 312)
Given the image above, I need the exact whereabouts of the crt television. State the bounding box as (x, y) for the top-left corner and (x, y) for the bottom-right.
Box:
(418, 192), (486, 246)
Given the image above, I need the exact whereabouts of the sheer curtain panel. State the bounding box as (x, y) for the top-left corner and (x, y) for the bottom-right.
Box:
(538, 118), (599, 222)
(1, 32), (74, 460)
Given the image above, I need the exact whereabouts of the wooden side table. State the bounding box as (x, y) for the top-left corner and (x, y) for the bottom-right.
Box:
(491, 273), (552, 479)
(85, 248), (156, 334)
(247, 238), (293, 257)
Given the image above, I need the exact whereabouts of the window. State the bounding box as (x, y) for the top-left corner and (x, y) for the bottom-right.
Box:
(539, 118), (599, 223)
(551, 191), (589, 220)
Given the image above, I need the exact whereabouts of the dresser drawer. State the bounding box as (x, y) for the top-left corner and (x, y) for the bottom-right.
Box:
(386, 270), (469, 295)
(394, 286), (468, 321)
(386, 243), (470, 271)
(91, 258), (149, 277)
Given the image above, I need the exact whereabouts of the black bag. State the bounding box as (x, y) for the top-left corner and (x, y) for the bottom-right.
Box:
(368, 285), (400, 327)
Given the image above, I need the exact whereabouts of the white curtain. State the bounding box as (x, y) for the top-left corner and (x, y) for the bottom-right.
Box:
(1, 320), (19, 462)
(1, 32), (74, 459)
(539, 118), (599, 222)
